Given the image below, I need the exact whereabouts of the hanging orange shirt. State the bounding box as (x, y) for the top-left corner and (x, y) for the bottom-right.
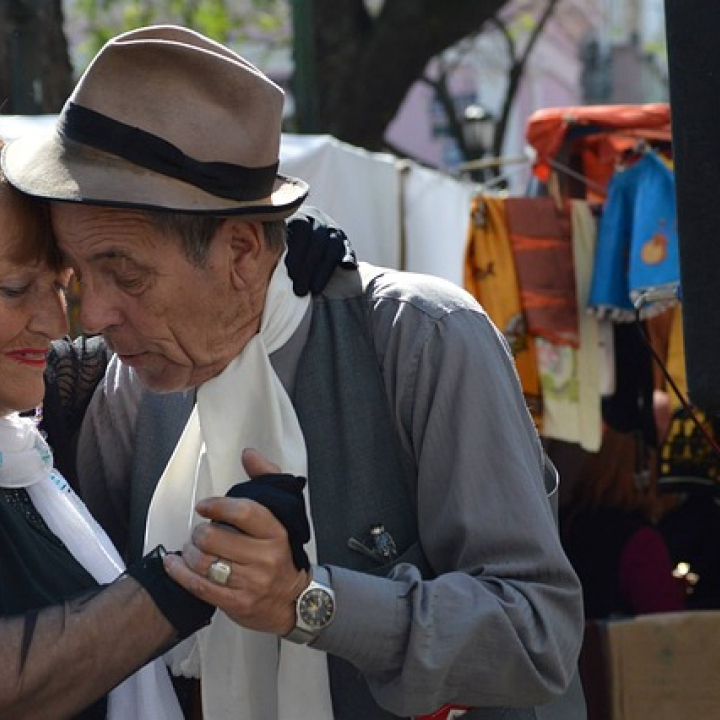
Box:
(464, 195), (543, 427)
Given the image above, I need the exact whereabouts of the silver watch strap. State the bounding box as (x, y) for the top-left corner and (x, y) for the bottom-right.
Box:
(283, 625), (316, 644)
(282, 565), (334, 645)
(311, 564), (331, 588)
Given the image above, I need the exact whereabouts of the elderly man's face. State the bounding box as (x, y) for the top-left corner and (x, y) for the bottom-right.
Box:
(51, 203), (264, 392)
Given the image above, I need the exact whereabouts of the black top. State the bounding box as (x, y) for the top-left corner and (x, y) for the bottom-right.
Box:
(561, 507), (647, 620)
(41, 335), (111, 493)
(659, 494), (720, 610)
(0, 487), (108, 719)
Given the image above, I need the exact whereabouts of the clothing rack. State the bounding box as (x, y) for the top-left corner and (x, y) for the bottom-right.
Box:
(546, 157), (607, 196)
(456, 153), (530, 172)
(457, 149), (607, 196)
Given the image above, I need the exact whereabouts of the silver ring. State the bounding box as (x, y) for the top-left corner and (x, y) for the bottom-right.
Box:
(207, 558), (232, 586)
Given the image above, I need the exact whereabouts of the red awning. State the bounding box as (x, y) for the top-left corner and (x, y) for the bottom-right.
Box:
(525, 103), (672, 189)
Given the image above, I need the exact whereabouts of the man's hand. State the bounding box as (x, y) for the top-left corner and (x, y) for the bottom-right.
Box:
(163, 449), (308, 636)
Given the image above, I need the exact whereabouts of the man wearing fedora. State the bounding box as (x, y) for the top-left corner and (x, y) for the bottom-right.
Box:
(2, 24), (586, 720)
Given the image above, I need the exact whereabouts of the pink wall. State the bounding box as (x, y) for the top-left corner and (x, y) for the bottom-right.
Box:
(386, 5), (598, 191)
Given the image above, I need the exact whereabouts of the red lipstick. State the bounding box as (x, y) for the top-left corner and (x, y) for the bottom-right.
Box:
(5, 347), (49, 368)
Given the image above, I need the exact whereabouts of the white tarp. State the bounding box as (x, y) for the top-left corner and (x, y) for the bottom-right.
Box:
(279, 134), (402, 272)
(0, 116), (475, 286)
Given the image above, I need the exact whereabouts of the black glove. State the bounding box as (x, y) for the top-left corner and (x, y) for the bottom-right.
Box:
(285, 207), (357, 296)
(126, 546), (216, 641)
(224, 474), (311, 571)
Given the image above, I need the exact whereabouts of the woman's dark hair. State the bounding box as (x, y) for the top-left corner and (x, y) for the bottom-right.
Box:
(0, 139), (60, 270)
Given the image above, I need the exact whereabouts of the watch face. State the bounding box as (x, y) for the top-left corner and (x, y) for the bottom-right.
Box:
(299, 587), (335, 630)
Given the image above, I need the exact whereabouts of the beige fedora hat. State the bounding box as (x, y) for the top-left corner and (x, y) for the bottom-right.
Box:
(1, 25), (308, 218)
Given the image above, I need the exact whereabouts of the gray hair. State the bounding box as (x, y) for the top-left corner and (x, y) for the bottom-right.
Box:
(143, 211), (286, 266)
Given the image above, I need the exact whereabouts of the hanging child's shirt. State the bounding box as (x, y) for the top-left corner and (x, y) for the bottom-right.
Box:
(588, 151), (679, 320)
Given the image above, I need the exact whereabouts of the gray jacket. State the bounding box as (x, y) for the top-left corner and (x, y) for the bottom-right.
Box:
(77, 263), (586, 719)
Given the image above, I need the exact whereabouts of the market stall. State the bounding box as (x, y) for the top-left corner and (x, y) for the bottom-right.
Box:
(469, 103), (720, 720)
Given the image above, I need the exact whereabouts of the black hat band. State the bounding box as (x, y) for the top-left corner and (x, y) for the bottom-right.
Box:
(59, 102), (279, 201)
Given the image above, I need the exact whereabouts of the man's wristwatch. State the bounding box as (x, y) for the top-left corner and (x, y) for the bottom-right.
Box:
(284, 565), (336, 644)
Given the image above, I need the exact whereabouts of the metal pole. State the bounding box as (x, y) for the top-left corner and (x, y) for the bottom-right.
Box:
(291, 0), (319, 132)
(664, 0), (720, 413)
(8, 0), (42, 113)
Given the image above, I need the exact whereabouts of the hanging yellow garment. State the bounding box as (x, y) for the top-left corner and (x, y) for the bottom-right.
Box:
(464, 195), (543, 428)
(666, 304), (687, 401)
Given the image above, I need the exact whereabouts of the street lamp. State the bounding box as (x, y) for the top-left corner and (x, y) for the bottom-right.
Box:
(461, 103), (495, 182)
(462, 103), (495, 183)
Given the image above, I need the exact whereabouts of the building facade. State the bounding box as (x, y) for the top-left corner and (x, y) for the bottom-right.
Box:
(385, 0), (668, 192)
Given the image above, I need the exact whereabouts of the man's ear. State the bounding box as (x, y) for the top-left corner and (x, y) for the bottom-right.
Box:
(224, 219), (264, 290)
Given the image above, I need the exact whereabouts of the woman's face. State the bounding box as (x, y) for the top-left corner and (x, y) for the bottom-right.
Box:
(0, 189), (70, 416)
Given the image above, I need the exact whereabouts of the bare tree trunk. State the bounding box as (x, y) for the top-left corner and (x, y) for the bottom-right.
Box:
(0, 0), (74, 114)
(296, 0), (508, 151)
(490, 0), (560, 158)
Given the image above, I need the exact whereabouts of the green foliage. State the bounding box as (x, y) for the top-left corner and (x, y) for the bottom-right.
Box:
(195, 0), (232, 38)
(507, 11), (538, 47)
(70, 0), (291, 75)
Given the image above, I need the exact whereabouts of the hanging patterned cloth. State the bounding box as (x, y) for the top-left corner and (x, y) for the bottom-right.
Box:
(464, 195), (543, 427)
(504, 196), (580, 347)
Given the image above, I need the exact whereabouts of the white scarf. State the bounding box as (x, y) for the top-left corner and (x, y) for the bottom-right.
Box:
(145, 253), (333, 720)
(0, 412), (183, 720)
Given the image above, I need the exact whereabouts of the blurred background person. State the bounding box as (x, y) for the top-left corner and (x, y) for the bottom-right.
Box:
(561, 425), (685, 620)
